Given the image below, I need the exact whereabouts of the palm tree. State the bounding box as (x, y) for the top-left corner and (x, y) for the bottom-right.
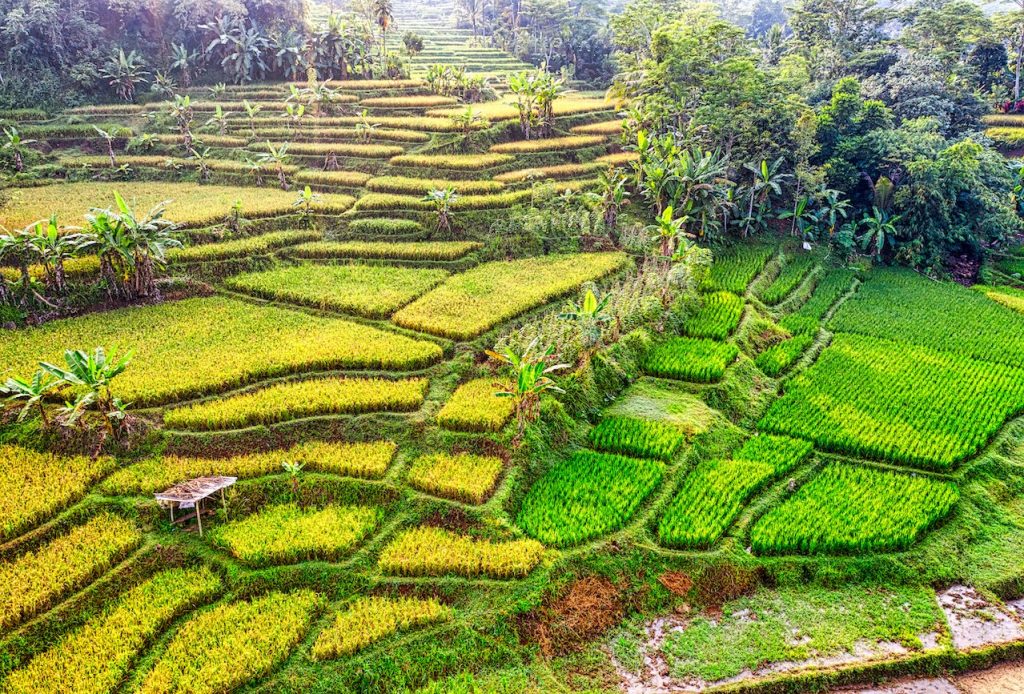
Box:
(3, 127), (36, 173)
(423, 187), (458, 234)
(486, 338), (568, 440)
(646, 206), (687, 258)
(742, 158), (791, 237)
(99, 48), (149, 102)
(858, 207), (901, 260)
(372, 0), (395, 61)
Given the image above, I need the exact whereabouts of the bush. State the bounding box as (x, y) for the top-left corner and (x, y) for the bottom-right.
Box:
(378, 527), (544, 578)
(139, 591), (322, 694)
(211, 504), (380, 566)
(644, 338), (739, 382)
(311, 597), (452, 660)
(436, 378), (516, 433)
(407, 453), (504, 504)
(163, 377), (429, 431)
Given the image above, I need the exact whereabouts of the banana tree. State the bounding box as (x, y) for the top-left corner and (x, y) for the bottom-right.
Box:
(646, 206), (687, 258)
(99, 48), (149, 102)
(586, 166), (631, 237)
(423, 187), (458, 234)
(29, 215), (85, 295)
(168, 96), (195, 152)
(257, 141), (291, 190)
(3, 127), (36, 173)
(742, 157), (791, 237)
(857, 207), (901, 260)
(40, 347), (132, 433)
(92, 126), (119, 168)
(0, 370), (62, 424)
(170, 43), (200, 88)
(205, 105), (233, 135)
(486, 338), (568, 439)
(559, 289), (612, 350)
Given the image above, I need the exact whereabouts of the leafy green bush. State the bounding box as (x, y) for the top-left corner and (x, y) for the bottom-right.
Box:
(517, 450), (664, 546)
(644, 337), (739, 382)
(588, 416), (686, 461)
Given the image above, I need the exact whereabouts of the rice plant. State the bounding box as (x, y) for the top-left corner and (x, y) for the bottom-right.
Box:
(289, 240), (481, 261)
(754, 333), (815, 376)
(293, 170), (373, 187)
(163, 377), (429, 431)
(407, 452), (504, 504)
(346, 218), (424, 235)
(517, 450), (664, 546)
(684, 291), (744, 340)
(169, 230), (320, 263)
(378, 527), (544, 578)
(588, 416), (686, 461)
(258, 141), (404, 158)
(436, 378), (516, 433)
(750, 464), (960, 554)
(702, 244), (774, 294)
(139, 591), (322, 694)
(353, 190), (533, 212)
(644, 337), (739, 382)
(358, 95), (458, 107)
(489, 135), (606, 153)
(312, 597), (452, 660)
(493, 162), (601, 182)
(570, 119), (625, 135)
(389, 152), (515, 170)
(779, 268), (857, 335)
(366, 176), (505, 195)
(211, 504), (380, 565)
(757, 253), (816, 305)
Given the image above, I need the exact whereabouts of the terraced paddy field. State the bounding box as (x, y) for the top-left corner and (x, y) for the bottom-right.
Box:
(2, 51), (1024, 694)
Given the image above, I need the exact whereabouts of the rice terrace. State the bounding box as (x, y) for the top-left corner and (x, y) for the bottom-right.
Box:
(3, 0), (1024, 692)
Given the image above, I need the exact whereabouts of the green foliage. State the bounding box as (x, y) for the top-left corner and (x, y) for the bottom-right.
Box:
(163, 377), (428, 431)
(702, 245), (774, 294)
(3, 567), (222, 694)
(517, 450), (664, 546)
(212, 504), (380, 566)
(750, 464), (960, 554)
(757, 254), (816, 305)
(658, 434), (812, 548)
(588, 416), (686, 462)
(139, 591), (321, 694)
(644, 337), (739, 382)
(378, 527), (544, 578)
(760, 333), (1024, 470)
(225, 263), (449, 318)
(312, 597), (452, 660)
(407, 453), (504, 504)
(684, 291), (744, 339)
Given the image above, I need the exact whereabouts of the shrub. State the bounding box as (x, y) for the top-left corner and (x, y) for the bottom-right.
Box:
(703, 244), (774, 294)
(224, 264), (449, 318)
(0, 445), (115, 541)
(489, 135), (606, 154)
(0, 514), (142, 630)
(2, 567), (222, 694)
(0, 182), (354, 230)
(754, 333), (815, 376)
(644, 337), (739, 382)
(139, 591), (322, 694)
(393, 252), (629, 340)
(407, 453), (504, 504)
(389, 152), (515, 170)
(436, 378), (516, 433)
(358, 95), (458, 107)
(293, 170), (373, 187)
(684, 291), (744, 339)
(757, 254), (816, 305)
(750, 464), (960, 554)
(163, 377), (429, 431)
(103, 441), (397, 495)
(588, 416), (686, 462)
(0, 296), (441, 406)
(759, 333), (1024, 469)
(366, 176), (504, 195)
(517, 450), (664, 546)
(290, 240), (481, 261)
(169, 230), (320, 263)
(378, 527), (544, 578)
(658, 434), (813, 549)
(211, 504), (380, 566)
(311, 597), (452, 660)
(346, 217), (424, 235)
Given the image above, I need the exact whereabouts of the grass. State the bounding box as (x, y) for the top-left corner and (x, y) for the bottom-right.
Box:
(684, 291), (744, 340)
(978, 284), (1024, 314)
(750, 463), (960, 554)
(366, 176), (505, 195)
(2, 567), (222, 694)
(657, 435), (812, 548)
(224, 263), (449, 318)
(570, 119), (625, 135)
(393, 252), (629, 340)
(489, 135), (606, 153)
(407, 452), (504, 504)
(0, 182), (354, 230)
(604, 379), (720, 438)
(588, 416), (686, 462)
(139, 591), (321, 694)
(644, 337), (739, 383)
(211, 504), (381, 566)
(163, 377), (429, 431)
(517, 450), (664, 546)
(289, 240), (482, 261)
(437, 378), (517, 433)
(312, 597), (452, 660)
(0, 513), (141, 631)
(659, 585), (944, 682)
(389, 152), (515, 170)
(102, 441), (397, 494)
(169, 230), (321, 263)
(0, 445), (115, 541)
(0, 296), (441, 406)
(378, 527), (544, 578)
(759, 332), (1024, 470)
